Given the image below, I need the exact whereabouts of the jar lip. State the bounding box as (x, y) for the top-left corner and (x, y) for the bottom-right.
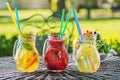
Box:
(48, 33), (65, 36)
(75, 34), (96, 43)
(18, 34), (36, 39)
(83, 33), (96, 37)
(83, 34), (97, 40)
(18, 34), (36, 42)
(48, 33), (65, 40)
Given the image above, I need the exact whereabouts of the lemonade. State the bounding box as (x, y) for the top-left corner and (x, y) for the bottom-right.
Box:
(76, 45), (100, 73)
(15, 49), (39, 72)
(73, 31), (100, 73)
(13, 34), (39, 72)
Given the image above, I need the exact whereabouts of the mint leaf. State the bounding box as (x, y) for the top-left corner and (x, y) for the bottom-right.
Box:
(22, 43), (33, 50)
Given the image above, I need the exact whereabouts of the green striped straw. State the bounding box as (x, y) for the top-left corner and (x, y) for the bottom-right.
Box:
(62, 9), (72, 35)
(59, 9), (65, 40)
(84, 57), (90, 69)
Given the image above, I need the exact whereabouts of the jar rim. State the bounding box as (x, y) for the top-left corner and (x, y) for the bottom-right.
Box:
(83, 34), (96, 40)
(18, 34), (36, 38)
(75, 34), (97, 43)
(48, 33), (65, 40)
(18, 34), (36, 42)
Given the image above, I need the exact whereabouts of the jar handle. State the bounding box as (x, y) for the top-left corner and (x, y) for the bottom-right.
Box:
(72, 48), (77, 61)
(13, 40), (22, 60)
(13, 40), (19, 60)
(72, 38), (78, 61)
(42, 39), (48, 58)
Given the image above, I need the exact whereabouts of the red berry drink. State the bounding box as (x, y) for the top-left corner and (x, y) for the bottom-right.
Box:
(44, 33), (68, 72)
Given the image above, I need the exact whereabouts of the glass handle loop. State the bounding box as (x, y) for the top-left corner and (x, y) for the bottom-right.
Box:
(42, 39), (48, 58)
(13, 40), (18, 60)
(72, 48), (77, 61)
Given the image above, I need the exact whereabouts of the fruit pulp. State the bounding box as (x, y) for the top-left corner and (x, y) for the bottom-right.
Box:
(15, 49), (39, 72)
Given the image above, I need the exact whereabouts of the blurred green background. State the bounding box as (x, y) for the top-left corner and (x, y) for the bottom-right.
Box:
(0, 0), (120, 57)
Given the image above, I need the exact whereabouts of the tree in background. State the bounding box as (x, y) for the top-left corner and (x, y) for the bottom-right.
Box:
(71, 0), (96, 19)
(111, 0), (120, 10)
(49, 0), (66, 16)
(56, 0), (66, 16)
(49, 0), (58, 13)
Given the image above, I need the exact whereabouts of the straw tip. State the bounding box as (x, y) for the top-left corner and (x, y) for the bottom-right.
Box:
(6, 2), (9, 5)
(15, 7), (18, 10)
(63, 9), (65, 11)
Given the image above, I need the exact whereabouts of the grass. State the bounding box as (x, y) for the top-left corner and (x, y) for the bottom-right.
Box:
(0, 9), (52, 18)
(76, 19), (120, 42)
(0, 10), (120, 42)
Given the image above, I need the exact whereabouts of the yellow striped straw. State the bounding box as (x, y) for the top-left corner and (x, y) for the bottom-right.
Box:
(6, 2), (20, 34)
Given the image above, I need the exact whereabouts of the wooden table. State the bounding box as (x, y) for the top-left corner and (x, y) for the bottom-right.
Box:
(0, 55), (120, 80)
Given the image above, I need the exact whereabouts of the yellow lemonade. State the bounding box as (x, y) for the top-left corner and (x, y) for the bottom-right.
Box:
(13, 34), (39, 72)
(76, 45), (100, 73)
(15, 49), (39, 72)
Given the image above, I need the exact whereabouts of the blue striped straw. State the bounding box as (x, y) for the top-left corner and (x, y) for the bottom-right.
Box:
(72, 8), (83, 42)
(15, 7), (22, 35)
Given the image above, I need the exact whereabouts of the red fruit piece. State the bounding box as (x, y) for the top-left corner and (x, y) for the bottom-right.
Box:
(89, 31), (92, 34)
(45, 50), (58, 70)
(83, 33), (86, 35)
(86, 30), (89, 33)
(56, 58), (66, 70)
(56, 50), (68, 70)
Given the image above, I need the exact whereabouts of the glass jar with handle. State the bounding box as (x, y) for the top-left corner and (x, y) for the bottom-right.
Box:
(13, 34), (39, 72)
(43, 33), (69, 72)
(73, 33), (100, 73)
